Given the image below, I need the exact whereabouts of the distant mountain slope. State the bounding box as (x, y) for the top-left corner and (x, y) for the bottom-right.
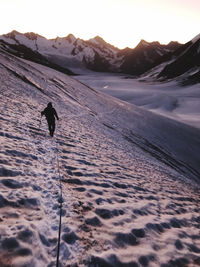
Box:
(141, 34), (200, 85)
(158, 35), (200, 84)
(0, 38), (74, 75)
(119, 40), (181, 75)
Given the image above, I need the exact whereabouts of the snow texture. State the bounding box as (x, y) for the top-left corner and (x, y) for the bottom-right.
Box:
(76, 72), (200, 129)
(0, 50), (200, 266)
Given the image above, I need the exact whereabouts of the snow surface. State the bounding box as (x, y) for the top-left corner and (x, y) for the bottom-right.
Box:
(76, 72), (200, 129)
(0, 50), (200, 266)
(192, 33), (200, 44)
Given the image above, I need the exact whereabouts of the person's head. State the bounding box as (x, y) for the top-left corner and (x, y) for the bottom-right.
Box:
(47, 102), (52, 108)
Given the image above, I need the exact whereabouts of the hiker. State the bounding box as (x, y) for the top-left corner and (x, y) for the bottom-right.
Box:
(41, 102), (59, 137)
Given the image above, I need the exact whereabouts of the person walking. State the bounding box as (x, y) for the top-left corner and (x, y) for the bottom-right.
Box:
(41, 102), (59, 137)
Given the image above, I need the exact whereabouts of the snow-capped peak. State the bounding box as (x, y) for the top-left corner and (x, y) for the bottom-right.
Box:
(24, 32), (43, 41)
(53, 34), (76, 44)
(138, 39), (150, 47)
(89, 35), (107, 45)
(3, 30), (21, 39)
(65, 33), (76, 43)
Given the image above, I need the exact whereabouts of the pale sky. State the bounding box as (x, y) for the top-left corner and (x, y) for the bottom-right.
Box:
(0, 0), (199, 48)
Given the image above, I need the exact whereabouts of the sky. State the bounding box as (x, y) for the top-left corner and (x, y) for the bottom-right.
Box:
(0, 0), (199, 48)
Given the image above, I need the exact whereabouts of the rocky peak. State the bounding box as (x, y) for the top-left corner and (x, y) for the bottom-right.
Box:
(137, 39), (150, 48)
(64, 34), (76, 43)
(3, 30), (21, 40)
(24, 32), (42, 41)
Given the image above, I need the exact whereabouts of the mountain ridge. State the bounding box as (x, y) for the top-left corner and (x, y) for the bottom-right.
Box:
(0, 31), (180, 72)
(0, 30), (199, 84)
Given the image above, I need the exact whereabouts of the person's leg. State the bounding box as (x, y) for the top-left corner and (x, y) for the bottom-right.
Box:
(47, 121), (52, 136)
(47, 119), (55, 137)
(47, 120), (53, 136)
(51, 121), (55, 137)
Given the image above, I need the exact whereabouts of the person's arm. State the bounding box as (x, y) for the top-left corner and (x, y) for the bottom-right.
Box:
(41, 107), (47, 117)
(54, 109), (59, 120)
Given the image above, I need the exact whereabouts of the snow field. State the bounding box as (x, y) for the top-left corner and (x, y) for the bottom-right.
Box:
(76, 72), (200, 129)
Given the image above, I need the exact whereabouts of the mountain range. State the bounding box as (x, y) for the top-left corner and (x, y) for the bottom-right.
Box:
(0, 31), (199, 84)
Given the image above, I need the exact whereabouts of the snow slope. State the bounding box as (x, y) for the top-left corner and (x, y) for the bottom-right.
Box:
(76, 72), (200, 129)
(0, 50), (200, 266)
